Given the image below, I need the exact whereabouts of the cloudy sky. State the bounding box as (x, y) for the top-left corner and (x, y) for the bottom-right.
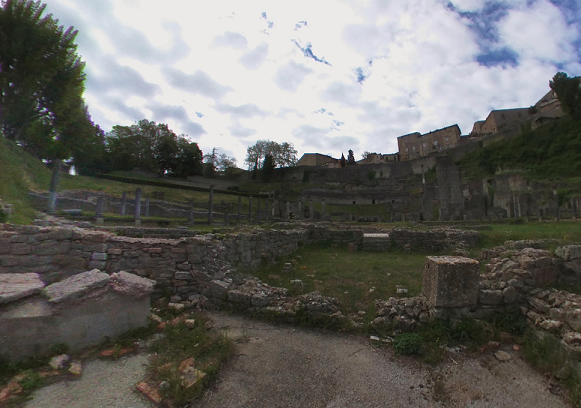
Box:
(45, 0), (581, 167)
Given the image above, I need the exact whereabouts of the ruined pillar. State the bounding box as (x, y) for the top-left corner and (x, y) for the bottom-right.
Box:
(47, 160), (61, 215)
(120, 191), (127, 216)
(134, 188), (142, 226)
(238, 196), (242, 224)
(286, 201), (290, 219)
(96, 196), (105, 225)
(188, 199), (194, 225)
(422, 256), (480, 311)
(209, 185), (214, 224)
(224, 211), (229, 226)
(554, 189), (560, 221)
(321, 199), (326, 221)
(297, 200), (302, 220)
(309, 200), (314, 220)
(144, 197), (150, 217)
(265, 200), (269, 222)
(248, 196), (252, 223)
(513, 195), (519, 219)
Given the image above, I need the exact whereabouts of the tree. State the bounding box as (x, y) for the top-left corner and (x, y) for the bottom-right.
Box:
(0, 0), (98, 158)
(550, 72), (581, 116)
(340, 153), (346, 168)
(262, 154), (275, 182)
(105, 119), (203, 177)
(347, 149), (356, 165)
(244, 140), (298, 170)
(0, 0), (105, 211)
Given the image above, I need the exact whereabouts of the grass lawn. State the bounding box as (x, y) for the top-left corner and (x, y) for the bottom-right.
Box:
(252, 246), (426, 315)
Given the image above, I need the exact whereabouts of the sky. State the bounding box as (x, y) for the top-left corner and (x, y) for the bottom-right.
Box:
(44, 0), (581, 167)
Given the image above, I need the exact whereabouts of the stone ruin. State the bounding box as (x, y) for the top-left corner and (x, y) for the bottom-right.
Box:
(2, 221), (581, 368)
(0, 270), (155, 361)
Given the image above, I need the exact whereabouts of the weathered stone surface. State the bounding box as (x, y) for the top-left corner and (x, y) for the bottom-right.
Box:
(556, 245), (581, 261)
(49, 354), (70, 369)
(91, 252), (108, 261)
(502, 286), (518, 304)
(479, 290), (503, 305)
(529, 266), (560, 288)
(0, 273), (45, 304)
(43, 270), (110, 303)
(422, 256), (479, 308)
(109, 271), (155, 299)
(494, 351), (511, 361)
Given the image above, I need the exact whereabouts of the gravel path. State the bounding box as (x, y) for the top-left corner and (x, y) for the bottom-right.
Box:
(25, 354), (155, 408)
(25, 312), (569, 408)
(197, 312), (568, 408)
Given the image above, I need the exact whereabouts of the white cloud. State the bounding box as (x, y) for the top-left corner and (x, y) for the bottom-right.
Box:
(498, 0), (579, 63)
(42, 0), (581, 165)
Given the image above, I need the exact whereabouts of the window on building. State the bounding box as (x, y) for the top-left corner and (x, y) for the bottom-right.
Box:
(405, 148), (408, 152)
(412, 146), (415, 151)
(434, 141), (438, 145)
(423, 143), (426, 148)
(445, 137), (448, 141)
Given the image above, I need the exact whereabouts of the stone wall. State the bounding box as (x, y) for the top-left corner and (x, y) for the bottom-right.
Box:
(0, 224), (480, 305)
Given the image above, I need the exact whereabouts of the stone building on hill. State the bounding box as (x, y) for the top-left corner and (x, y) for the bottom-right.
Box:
(357, 152), (400, 164)
(471, 108), (531, 135)
(397, 124), (461, 161)
(297, 153), (339, 167)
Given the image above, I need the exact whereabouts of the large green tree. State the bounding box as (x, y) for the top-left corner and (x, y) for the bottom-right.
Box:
(244, 140), (298, 170)
(0, 0), (100, 161)
(105, 119), (203, 177)
(550, 72), (581, 117)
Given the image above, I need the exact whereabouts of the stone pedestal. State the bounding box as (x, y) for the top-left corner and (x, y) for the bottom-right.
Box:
(422, 256), (479, 308)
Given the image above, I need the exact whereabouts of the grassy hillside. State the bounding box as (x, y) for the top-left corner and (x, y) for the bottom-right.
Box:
(0, 137), (53, 224)
(458, 116), (581, 183)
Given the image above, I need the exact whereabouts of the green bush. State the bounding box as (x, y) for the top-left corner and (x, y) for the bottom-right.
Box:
(392, 333), (423, 355)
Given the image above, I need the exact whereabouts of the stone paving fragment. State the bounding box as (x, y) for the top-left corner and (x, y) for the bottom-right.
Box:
(0, 273), (45, 304)
(43, 269), (110, 303)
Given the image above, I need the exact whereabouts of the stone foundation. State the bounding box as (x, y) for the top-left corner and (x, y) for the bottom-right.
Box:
(0, 270), (155, 361)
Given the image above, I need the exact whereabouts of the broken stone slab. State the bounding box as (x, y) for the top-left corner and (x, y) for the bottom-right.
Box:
(43, 269), (110, 303)
(479, 289), (503, 305)
(494, 351), (511, 361)
(422, 256), (480, 308)
(556, 245), (581, 261)
(109, 271), (156, 299)
(0, 273), (45, 304)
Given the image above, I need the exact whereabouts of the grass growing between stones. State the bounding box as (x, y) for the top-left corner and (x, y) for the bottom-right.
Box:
(473, 221), (581, 253)
(252, 245), (425, 315)
(146, 313), (234, 406)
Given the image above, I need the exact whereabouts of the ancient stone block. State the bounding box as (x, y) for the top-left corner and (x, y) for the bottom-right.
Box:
(502, 286), (518, 304)
(48, 228), (73, 241)
(43, 269), (110, 303)
(479, 289), (503, 305)
(175, 271), (192, 280)
(0, 255), (19, 267)
(529, 266), (560, 287)
(556, 245), (581, 261)
(11, 244), (31, 255)
(109, 271), (155, 299)
(107, 248), (123, 255)
(91, 252), (108, 261)
(422, 256), (479, 308)
(0, 273), (45, 304)
(87, 260), (106, 270)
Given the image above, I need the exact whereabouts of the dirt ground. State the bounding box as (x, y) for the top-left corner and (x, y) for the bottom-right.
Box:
(26, 312), (570, 408)
(196, 312), (569, 408)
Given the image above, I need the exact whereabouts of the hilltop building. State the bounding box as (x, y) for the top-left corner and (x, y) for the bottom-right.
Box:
(297, 153), (339, 167)
(357, 152), (400, 164)
(471, 108), (531, 135)
(397, 124), (461, 161)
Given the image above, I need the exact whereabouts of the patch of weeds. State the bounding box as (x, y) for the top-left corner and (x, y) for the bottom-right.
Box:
(484, 310), (527, 336)
(146, 314), (234, 406)
(392, 333), (423, 356)
(523, 331), (581, 407)
(19, 370), (43, 392)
